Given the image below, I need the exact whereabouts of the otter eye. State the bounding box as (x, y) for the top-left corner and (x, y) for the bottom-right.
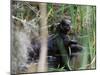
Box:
(63, 24), (70, 28)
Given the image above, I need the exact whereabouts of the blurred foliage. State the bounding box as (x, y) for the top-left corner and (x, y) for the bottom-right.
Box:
(47, 3), (96, 70)
(12, 1), (96, 71)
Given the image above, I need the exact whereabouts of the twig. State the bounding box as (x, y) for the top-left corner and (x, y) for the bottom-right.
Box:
(12, 15), (25, 24)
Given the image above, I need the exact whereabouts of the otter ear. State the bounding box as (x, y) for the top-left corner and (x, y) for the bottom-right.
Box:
(56, 23), (63, 32)
(60, 19), (66, 26)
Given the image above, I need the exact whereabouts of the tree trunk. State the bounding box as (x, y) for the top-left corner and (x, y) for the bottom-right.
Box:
(37, 3), (48, 72)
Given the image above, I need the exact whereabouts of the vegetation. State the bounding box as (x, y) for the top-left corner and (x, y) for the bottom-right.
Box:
(47, 3), (96, 70)
(12, 1), (96, 74)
